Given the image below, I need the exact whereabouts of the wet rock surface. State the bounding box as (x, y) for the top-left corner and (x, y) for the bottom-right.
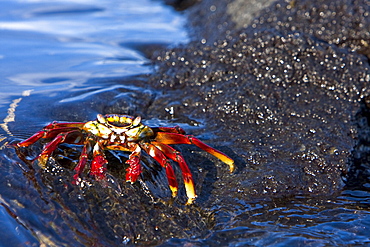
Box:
(254, 0), (370, 57)
(6, 145), (213, 245)
(150, 0), (370, 207)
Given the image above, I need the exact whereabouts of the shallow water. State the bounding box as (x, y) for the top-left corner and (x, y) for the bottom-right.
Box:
(162, 190), (370, 246)
(0, 0), (187, 123)
(1, 0), (370, 246)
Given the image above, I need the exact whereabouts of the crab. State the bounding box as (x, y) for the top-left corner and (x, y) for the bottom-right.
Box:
(14, 114), (234, 204)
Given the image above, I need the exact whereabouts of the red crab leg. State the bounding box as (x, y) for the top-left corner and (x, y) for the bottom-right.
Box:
(125, 144), (143, 183)
(16, 122), (84, 147)
(105, 144), (143, 182)
(73, 140), (91, 183)
(140, 143), (179, 197)
(151, 141), (196, 204)
(36, 130), (83, 166)
(43, 122), (85, 129)
(151, 126), (186, 135)
(89, 141), (108, 180)
(74, 140), (108, 183)
(154, 132), (235, 173)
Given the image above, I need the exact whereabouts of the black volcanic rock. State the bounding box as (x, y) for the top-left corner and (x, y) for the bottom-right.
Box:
(149, 0), (370, 206)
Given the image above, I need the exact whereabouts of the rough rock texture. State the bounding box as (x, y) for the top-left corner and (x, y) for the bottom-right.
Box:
(187, 0), (370, 58)
(150, 0), (370, 206)
(253, 0), (370, 57)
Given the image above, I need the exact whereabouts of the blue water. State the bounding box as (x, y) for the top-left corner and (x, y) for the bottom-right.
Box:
(1, 0), (370, 246)
(0, 0), (187, 116)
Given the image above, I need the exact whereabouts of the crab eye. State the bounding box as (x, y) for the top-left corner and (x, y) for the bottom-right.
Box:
(97, 114), (106, 124)
(132, 116), (141, 126)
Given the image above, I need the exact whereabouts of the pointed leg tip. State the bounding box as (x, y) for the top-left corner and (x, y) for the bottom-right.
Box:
(220, 157), (235, 173)
(229, 162), (235, 173)
(72, 174), (81, 185)
(125, 173), (139, 184)
(185, 196), (197, 205)
(184, 180), (197, 204)
(169, 186), (178, 198)
(37, 155), (49, 168)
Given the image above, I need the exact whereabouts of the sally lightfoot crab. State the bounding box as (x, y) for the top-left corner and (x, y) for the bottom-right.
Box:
(14, 114), (234, 204)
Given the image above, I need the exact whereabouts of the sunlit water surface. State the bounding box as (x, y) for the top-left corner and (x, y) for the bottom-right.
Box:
(1, 0), (370, 246)
(162, 190), (370, 246)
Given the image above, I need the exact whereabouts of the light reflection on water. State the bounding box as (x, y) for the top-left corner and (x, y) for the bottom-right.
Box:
(0, 0), (187, 144)
(161, 190), (370, 246)
(0, 0), (188, 109)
